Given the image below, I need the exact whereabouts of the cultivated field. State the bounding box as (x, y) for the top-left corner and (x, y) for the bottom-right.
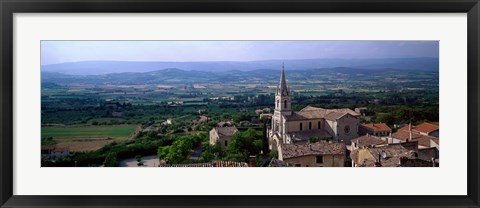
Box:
(42, 125), (140, 152)
(42, 125), (138, 138)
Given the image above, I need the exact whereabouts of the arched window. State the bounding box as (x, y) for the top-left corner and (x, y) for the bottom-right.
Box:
(277, 100), (279, 108)
(300, 123), (303, 131)
(284, 100), (288, 108)
(309, 122), (312, 130)
(318, 121), (321, 129)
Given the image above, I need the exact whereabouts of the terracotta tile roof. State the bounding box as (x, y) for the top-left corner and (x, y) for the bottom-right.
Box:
(398, 122), (439, 134)
(351, 135), (385, 148)
(351, 144), (418, 167)
(392, 131), (439, 148)
(159, 161), (248, 167)
(360, 123), (392, 132)
(418, 147), (439, 160)
(281, 142), (346, 159)
(413, 122), (439, 134)
(216, 126), (238, 137)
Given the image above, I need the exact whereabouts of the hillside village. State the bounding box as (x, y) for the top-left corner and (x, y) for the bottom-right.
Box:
(206, 65), (439, 167)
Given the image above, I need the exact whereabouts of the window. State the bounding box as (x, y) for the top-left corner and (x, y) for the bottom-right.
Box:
(309, 122), (312, 130)
(277, 100), (279, 108)
(344, 125), (350, 134)
(284, 100), (287, 108)
(299, 123), (303, 131)
(224, 140), (228, 147)
(316, 156), (324, 164)
(318, 121), (321, 129)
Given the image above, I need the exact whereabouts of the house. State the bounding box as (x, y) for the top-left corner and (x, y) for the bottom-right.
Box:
(354, 107), (368, 115)
(259, 113), (273, 120)
(41, 145), (71, 161)
(217, 121), (233, 127)
(350, 142), (436, 167)
(392, 124), (439, 150)
(209, 126), (239, 149)
(397, 122), (439, 137)
(359, 123), (392, 137)
(279, 142), (346, 167)
(162, 119), (174, 125)
(255, 109), (264, 115)
(350, 134), (386, 151)
(408, 122), (439, 137)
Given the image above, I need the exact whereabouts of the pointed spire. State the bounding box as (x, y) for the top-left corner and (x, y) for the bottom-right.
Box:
(279, 63), (289, 96)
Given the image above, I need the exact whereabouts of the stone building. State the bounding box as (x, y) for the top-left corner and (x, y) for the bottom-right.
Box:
(279, 142), (346, 167)
(268, 64), (360, 154)
(209, 126), (238, 150)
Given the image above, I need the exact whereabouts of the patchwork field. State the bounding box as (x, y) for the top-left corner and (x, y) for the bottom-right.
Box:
(42, 125), (138, 139)
(42, 125), (140, 152)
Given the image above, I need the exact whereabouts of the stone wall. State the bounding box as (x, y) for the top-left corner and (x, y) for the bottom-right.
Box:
(283, 154), (345, 167)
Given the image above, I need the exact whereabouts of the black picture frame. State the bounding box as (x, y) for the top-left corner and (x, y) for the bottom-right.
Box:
(1, 0), (479, 207)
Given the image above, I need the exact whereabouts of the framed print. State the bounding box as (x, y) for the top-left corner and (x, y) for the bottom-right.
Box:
(1, 0), (479, 207)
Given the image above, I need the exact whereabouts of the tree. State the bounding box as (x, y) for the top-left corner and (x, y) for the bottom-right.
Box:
(157, 146), (170, 160)
(135, 155), (142, 162)
(226, 128), (262, 162)
(261, 120), (270, 155)
(103, 151), (117, 167)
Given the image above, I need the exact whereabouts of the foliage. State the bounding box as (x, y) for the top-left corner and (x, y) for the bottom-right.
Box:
(103, 151), (117, 167)
(41, 137), (56, 145)
(309, 136), (329, 143)
(156, 132), (206, 164)
(135, 155), (142, 162)
(225, 128), (263, 162)
(269, 150), (278, 159)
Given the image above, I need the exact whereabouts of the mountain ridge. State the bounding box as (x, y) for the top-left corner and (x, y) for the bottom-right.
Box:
(41, 57), (439, 75)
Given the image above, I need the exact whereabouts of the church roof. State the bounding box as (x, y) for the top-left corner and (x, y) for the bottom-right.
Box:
(285, 106), (360, 121)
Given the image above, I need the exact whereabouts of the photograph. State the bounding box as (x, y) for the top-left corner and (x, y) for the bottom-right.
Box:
(40, 40), (439, 168)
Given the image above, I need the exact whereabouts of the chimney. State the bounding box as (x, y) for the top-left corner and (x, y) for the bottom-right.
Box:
(408, 123), (412, 142)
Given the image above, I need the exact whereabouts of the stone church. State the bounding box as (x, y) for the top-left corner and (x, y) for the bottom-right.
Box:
(268, 64), (360, 152)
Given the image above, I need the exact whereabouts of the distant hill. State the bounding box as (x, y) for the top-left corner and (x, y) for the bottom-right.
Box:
(41, 67), (438, 85)
(41, 58), (439, 75)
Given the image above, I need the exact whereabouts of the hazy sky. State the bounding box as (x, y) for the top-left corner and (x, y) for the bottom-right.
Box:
(41, 41), (439, 65)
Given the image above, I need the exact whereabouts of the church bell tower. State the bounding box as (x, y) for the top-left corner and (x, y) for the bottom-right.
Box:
(275, 63), (292, 115)
(271, 63), (292, 146)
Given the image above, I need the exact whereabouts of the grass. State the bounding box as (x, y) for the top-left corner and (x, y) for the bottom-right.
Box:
(42, 125), (138, 139)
